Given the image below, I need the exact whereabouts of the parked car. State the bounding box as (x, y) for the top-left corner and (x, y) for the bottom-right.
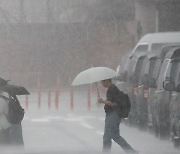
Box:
(163, 60), (180, 147)
(126, 45), (175, 127)
(152, 47), (180, 139)
(117, 32), (180, 95)
(143, 45), (180, 132)
(135, 52), (159, 129)
(133, 32), (180, 53)
(126, 52), (147, 125)
(116, 32), (180, 128)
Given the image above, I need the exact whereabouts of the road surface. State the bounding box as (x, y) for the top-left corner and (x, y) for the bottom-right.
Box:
(1, 91), (180, 154)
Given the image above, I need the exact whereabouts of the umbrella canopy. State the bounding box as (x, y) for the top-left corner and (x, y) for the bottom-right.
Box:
(72, 67), (118, 86)
(0, 84), (30, 96)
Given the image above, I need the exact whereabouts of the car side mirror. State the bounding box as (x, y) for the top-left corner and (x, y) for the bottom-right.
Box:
(147, 78), (156, 88)
(176, 84), (180, 92)
(163, 80), (175, 91)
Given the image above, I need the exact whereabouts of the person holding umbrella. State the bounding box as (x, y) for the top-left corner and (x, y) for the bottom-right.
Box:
(72, 67), (138, 153)
(0, 78), (11, 145)
(0, 77), (29, 147)
(97, 79), (138, 154)
(0, 91), (12, 145)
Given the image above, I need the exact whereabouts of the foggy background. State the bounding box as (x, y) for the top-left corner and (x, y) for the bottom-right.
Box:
(0, 0), (179, 90)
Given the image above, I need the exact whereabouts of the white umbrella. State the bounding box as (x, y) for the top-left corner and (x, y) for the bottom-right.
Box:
(72, 67), (118, 96)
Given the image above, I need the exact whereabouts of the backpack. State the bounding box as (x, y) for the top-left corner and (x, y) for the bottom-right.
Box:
(0, 95), (24, 124)
(117, 91), (131, 118)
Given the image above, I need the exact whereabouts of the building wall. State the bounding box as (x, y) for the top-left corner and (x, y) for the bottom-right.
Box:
(1, 0), (180, 89)
(158, 1), (180, 32)
(134, 0), (180, 36)
(134, 0), (158, 39)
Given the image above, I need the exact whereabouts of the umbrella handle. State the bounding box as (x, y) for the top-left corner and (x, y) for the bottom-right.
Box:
(96, 83), (100, 97)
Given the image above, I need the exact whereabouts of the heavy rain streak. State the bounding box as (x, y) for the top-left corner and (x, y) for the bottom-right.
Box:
(0, 0), (180, 154)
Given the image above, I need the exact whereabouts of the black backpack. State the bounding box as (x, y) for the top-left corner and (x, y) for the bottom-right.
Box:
(0, 95), (24, 124)
(117, 91), (131, 118)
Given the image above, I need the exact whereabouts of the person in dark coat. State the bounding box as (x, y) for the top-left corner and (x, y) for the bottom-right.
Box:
(0, 77), (24, 147)
(0, 92), (11, 145)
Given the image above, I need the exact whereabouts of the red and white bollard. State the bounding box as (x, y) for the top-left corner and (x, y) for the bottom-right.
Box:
(38, 89), (41, 110)
(55, 89), (60, 110)
(70, 86), (74, 111)
(87, 85), (91, 110)
(48, 90), (51, 109)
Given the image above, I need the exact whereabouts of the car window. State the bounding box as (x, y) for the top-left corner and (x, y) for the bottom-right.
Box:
(134, 45), (148, 52)
(138, 57), (149, 84)
(157, 59), (170, 90)
(175, 63), (180, 85)
(157, 59), (180, 90)
(127, 56), (137, 80)
(134, 56), (146, 81)
(119, 55), (129, 74)
(148, 58), (158, 76)
(152, 59), (161, 79)
(169, 60), (180, 81)
(151, 43), (166, 52)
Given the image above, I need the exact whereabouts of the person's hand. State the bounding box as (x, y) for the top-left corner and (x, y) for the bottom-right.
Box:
(97, 97), (104, 104)
(96, 97), (103, 107)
